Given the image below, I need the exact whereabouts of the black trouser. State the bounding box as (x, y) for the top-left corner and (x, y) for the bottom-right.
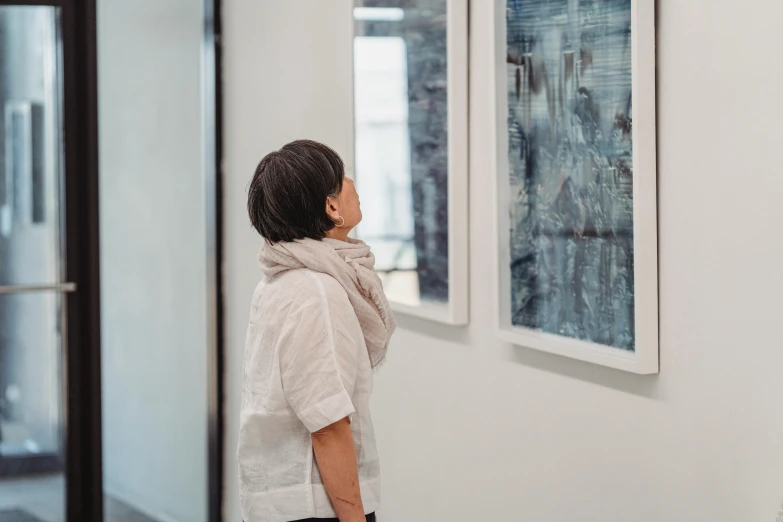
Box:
(293, 514), (375, 522)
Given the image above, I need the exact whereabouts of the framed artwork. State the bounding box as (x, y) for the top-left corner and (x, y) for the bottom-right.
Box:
(494, 0), (658, 373)
(352, 0), (469, 325)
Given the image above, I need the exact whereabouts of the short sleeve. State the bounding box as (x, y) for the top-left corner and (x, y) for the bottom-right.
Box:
(276, 272), (359, 433)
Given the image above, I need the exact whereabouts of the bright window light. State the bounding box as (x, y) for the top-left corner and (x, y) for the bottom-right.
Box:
(353, 7), (404, 22)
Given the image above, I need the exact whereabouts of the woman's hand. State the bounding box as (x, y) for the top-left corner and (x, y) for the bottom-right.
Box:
(311, 417), (366, 522)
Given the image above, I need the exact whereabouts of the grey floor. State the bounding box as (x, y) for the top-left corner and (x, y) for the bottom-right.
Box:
(0, 474), (156, 522)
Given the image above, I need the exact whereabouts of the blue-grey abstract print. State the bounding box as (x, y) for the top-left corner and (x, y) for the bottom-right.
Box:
(506, 0), (635, 350)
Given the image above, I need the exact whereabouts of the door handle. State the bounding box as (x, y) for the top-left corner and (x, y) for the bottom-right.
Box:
(0, 283), (77, 294)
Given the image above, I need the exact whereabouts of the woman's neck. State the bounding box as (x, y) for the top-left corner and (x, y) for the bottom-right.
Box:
(324, 228), (351, 242)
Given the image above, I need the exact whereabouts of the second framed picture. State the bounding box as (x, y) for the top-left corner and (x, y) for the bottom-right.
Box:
(352, 0), (469, 325)
(494, 0), (659, 373)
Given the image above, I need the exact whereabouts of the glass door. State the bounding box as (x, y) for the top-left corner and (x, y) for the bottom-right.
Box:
(0, 1), (102, 521)
(0, 5), (70, 521)
(0, 0), (220, 520)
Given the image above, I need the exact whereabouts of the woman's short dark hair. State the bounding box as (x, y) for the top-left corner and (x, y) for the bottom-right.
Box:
(248, 139), (345, 243)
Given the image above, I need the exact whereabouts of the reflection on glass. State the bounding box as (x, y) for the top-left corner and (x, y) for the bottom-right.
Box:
(0, 8), (62, 288)
(0, 293), (63, 457)
(354, 36), (419, 305)
(354, 0), (449, 307)
(0, 6), (66, 522)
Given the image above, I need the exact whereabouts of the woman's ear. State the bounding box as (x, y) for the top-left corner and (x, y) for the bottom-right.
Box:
(325, 197), (340, 221)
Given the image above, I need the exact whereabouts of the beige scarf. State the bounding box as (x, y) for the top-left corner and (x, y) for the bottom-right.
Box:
(259, 237), (396, 369)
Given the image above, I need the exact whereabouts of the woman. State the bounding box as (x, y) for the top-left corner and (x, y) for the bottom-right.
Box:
(238, 140), (396, 522)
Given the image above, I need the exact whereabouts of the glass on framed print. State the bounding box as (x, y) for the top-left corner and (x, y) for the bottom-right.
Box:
(496, 0), (658, 373)
(352, 0), (468, 325)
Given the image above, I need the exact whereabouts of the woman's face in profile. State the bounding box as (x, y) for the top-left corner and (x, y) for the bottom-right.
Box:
(328, 174), (362, 231)
(339, 175), (362, 228)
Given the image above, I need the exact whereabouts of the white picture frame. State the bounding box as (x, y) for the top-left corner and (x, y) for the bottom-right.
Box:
(492, 0), (658, 373)
(352, 0), (469, 325)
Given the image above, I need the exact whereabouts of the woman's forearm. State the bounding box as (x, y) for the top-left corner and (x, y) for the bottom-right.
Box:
(311, 417), (365, 522)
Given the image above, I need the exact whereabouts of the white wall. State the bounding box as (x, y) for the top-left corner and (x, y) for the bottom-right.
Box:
(98, 0), (208, 520)
(223, 0), (783, 520)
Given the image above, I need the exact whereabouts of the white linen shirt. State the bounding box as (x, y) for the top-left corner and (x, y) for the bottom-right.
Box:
(237, 268), (380, 522)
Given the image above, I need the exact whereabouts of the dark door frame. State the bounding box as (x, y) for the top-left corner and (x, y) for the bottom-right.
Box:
(0, 0), (224, 520)
(60, 0), (102, 518)
(204, 0), (225, 520)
